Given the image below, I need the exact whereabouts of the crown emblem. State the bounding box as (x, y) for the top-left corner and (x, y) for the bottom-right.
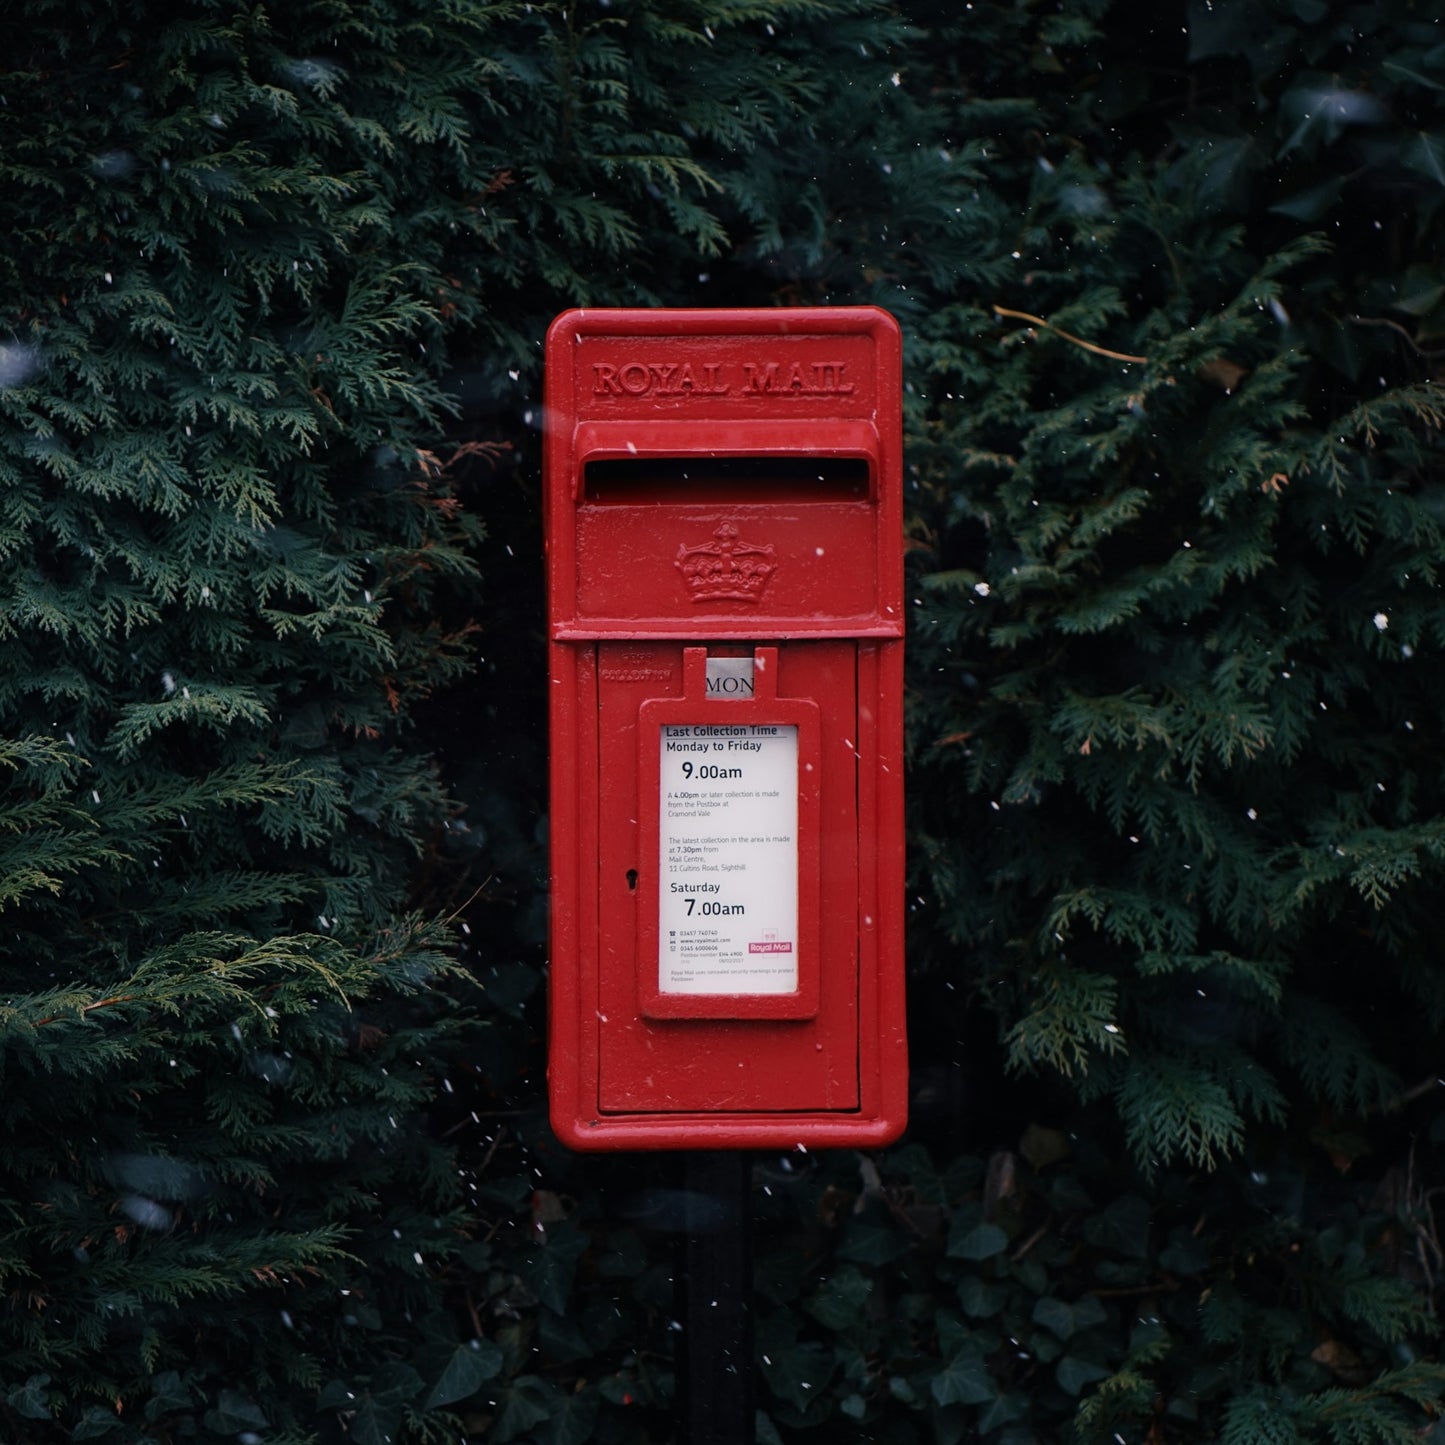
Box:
(675, 523), (777, 603)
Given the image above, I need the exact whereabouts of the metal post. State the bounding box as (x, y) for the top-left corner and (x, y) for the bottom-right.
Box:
(676, 1150), (754, 1445)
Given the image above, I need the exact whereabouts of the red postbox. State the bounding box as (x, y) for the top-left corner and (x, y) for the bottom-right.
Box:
(545, 307), (906, 1150)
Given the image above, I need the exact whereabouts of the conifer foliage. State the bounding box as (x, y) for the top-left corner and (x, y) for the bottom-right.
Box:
(0, 3), (491, 1439)
(902, 0), (1445, 1194)
(8, 0), (1445, 1443)
(880, 1), (1445, 1440)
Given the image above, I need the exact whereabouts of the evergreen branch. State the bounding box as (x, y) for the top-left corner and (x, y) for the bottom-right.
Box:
(1347, 313), (1445, 359)
(1004, 961), (1127, 1077)
(991, 304), (1149, 364)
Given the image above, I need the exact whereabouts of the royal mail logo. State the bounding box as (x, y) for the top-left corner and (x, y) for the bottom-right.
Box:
(592, 358), (855, 398)
(676, 523), (776, 603)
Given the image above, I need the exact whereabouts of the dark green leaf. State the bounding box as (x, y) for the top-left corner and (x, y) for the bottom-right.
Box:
(369, 1363), (424, 1400)
(1159, 1231), (1210, 1275)
(1032, 1296), (1078, 1339)
(949, 1222), (1009, 1261)
(806, 1266), (873, 1331)
(1391, 272), (1445, 318)
(1269, 177), (1343, 221)
(1057, 1355), (1112, 1395)
(958, 1275), (1008, 1318)
(523, 1222), (590, 1313)
(978, 1392), (1030, 1433)
(839, 1211), (912, 1266)
(425, 1339), (503, 1410)
(145, 1372), (192, 1416)
(1404, 131), (1445, 187)
(1031, 1332), (1065, 1364)
(1083, 1196), (1151, 1260)
(597, 1228), (649, 1279)
(931, 1350), (994, 1407)
(318, 1380), (356, 1411)
(7, 1376), (51, 1421)
(71, 1408), (121, 1441)
(492, 1377), (557, 1443)
(539, 1307), (592, 1363)
(202, 1390), (268, 1433)
(535, 1388), (599, 1445)
(889, 1374), (920, 1405)
(762, 1340), (835, 1414)
(351, 1394), (403, 1445)
(936, 1309), (973, 1357)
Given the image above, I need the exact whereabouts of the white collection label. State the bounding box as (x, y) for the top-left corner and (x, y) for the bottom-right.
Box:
(658, 723), (799, 994)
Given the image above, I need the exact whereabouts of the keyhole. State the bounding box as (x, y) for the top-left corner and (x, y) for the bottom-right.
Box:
(626, 868), (638, 892)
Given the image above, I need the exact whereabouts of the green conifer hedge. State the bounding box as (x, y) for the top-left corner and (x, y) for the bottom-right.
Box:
(0, 4), (501, 1439)
(5, 1), (1445, 1443)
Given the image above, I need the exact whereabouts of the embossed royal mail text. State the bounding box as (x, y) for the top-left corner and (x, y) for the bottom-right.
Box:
(591, 359), (856, 397)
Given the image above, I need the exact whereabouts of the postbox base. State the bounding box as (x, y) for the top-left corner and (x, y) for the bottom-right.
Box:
(551, 1109), (907, 1153)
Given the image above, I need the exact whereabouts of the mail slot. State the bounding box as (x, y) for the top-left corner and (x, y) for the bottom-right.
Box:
(545, 307), (907, 1149)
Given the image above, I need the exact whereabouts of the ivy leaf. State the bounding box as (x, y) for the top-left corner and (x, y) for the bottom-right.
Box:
(7, 1376), (52, 1421)
(597, 1228), (648, 1279)
(761, 1340), (835, 1414)
(1269, 177), (1343, 221)
(523, 1222), (590, 1313)
(425, 1339), (504, 1410)
(351, 1394), (404, 1445)
(143, 1372), (193, 1419)
(958, 1275), (1008, 1318)
(338, 1363), (423, 1445)
(317, 1380), (356, 1410)
(978, 1392), (1030, 1432)
(839, 1211), (911, 1265)
(1159, 1230), (1210, 1274)
(806, 1266), (873, 1331)
(931, 1349), (994, 1407)
(1056, 1356), (1111, 1395)
(71, 1408), (122, 1441)
(1032, 1294), (1109, 1340)
(1083, 1195), (1151, 1259)
(948, 1221), (1009, 1261)
(1404, 131), (1445, 187)
(201, 1391), (268, 1434)
(889, 1375), (920, 1405)
(539, 1307), (591, 1363)
(1032, 1296), (1078, 1339)
(756, 1411), (786, 1445)
(492, 1377), (557, 1443)
(1391, 277), (1445, 318)
(370, 1363), (424, 1399)
(535, 1388), (599, 1445)
(936, 1309), (973, 1357)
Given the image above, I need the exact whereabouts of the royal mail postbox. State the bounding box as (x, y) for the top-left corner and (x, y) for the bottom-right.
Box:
(545, 307), (906, 1149)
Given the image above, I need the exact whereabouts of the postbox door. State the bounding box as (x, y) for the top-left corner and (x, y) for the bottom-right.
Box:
(591, 640), (859, 1114)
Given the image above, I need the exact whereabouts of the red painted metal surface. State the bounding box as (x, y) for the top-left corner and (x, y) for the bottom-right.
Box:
(545, 307), (906, 1150)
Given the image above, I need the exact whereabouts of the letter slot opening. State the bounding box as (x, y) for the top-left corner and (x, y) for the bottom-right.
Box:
(584, 455), (871, 503)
